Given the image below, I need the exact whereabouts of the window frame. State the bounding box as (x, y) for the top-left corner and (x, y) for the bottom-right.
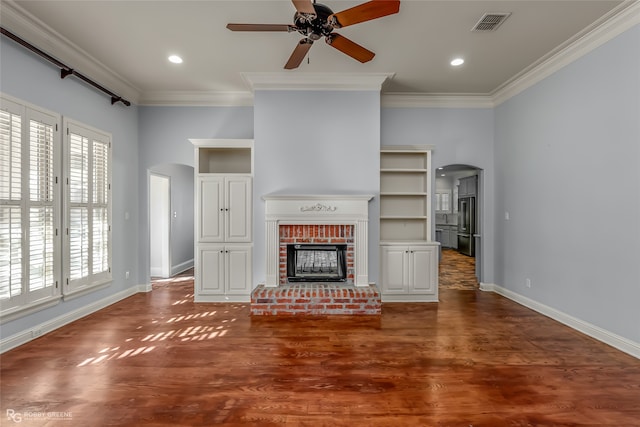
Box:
(0, 93), (114, 321)
(1, 94), (62, 321)
(62, 118), (112, 299)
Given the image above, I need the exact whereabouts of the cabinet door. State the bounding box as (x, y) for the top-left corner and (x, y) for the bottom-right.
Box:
(409, 246), (437, 295)
(440, 228), (451, 248)
(198, 177), (224, 242)
(450, 228), (458, 249)
(197, 245), (225, 294)
(226, 246), (252, 294)
(225, 176), (252, 242)
(380, 245), (408, 294)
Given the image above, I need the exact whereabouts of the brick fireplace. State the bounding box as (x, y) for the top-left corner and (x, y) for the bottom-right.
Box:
(251, 194), (381, 315)
(279, 224), (354, 284)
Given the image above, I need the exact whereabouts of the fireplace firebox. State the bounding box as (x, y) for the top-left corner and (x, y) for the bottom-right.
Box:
(287, 244), (347, 282)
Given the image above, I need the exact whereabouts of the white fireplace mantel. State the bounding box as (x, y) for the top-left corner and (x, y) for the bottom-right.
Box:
(263, 194), (374, 287)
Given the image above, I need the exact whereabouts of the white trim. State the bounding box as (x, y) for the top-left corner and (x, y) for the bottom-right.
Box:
(484, 283), (640, 360)
(0, 284), (145, 354)
(192, 294), (250, 303)
(138, 91), (254, 107)
(241, 72), (394, 92)
(382, 93), (494, 109)
(492, 1), (640, 106)
(171, 259), (194, 277)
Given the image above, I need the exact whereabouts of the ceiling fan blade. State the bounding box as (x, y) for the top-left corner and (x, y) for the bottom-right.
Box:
(226, 23), (295, 32)
(330, 0), (400, 28)
(285, 39), (314, 69)
(326, 34), (375, 63)
(292, 0), (316, 16)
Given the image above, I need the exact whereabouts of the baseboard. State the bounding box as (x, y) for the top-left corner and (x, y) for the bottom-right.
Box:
(0, 284), (145, 354)
(171, 259), (194, 277)
(194, 294), (250, 303)
(486, 283), (640, 360)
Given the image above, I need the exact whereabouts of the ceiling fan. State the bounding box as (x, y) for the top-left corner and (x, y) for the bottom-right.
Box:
(226, 0), (400, 69)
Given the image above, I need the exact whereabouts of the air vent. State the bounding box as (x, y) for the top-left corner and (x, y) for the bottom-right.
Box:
(471, 12), (511, 32)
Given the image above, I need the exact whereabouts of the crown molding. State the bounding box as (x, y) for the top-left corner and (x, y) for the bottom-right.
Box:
(381, 93), (494, 109)
(1, 0), (141, 104)
(138, 91), (254, 107)
(492, 1), (640, 106)
(240, 72), (395, 92)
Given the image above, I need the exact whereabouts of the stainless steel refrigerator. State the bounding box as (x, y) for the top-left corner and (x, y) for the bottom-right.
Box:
(457, 196), (476, 257)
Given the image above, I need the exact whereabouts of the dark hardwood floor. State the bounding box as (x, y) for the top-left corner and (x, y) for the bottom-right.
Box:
(2, 258), (639, 426)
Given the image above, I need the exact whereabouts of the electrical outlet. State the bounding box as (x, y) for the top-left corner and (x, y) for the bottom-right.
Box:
(125, 271), (130, 279)
(525, 278), (531, 288)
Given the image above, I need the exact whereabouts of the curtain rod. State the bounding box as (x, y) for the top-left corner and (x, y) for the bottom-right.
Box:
(1, 27), (131, 107)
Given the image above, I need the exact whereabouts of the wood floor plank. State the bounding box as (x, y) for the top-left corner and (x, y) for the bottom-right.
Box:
(2, 252), (639, 425)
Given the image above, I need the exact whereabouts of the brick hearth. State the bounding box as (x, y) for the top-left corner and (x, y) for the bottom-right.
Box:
(250, 283), (381, 316)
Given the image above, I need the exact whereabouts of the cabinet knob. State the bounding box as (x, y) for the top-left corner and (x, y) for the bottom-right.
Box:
(220, 208), (224, 212)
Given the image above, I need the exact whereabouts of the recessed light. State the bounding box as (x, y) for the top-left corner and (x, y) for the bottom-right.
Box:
(451, 58), (464, 67)
(168, 55), (183, 64)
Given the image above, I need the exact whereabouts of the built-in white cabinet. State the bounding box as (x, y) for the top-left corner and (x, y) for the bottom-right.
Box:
(191, 139), (254, 302)
(198, 176), (252, 243)
(196, 244), (252, 297)
(380, 243), (439, 302)
(380, 146), (432, 242)
(380, 145), (438, 302)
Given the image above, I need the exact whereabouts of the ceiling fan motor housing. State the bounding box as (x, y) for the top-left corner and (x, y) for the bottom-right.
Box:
(294, 3), (334, 40)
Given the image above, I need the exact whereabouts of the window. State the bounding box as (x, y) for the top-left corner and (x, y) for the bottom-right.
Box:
(1, 95), (61, 317)
(0, 93), (113, 319)
(436, 190), (452, 213)
(63, 119), (112, 297)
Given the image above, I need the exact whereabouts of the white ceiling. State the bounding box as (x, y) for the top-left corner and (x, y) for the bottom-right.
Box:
(1, 0), (633, 105)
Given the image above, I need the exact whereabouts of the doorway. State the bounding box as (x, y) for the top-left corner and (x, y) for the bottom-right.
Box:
(435, 165), (482, 290)
(150, 173), (171, 278)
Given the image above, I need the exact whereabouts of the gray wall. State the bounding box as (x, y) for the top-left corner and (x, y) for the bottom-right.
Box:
(149, 163), (195, 275)
(138, 106), (254, 286)
(253, 90), (381, 285)
(0, 37), (139, 339)
(494, 25), (640, 342)
(381, 107), (495, 283)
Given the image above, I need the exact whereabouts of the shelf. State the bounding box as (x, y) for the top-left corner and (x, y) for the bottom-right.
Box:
(380, 145), (431, 242)
(381, 192), (427, 196)
(380, 168), (427, 173)
(381, 216), (427, 220)
(198, 147), (252, 174)
(380, 219), (427, 242)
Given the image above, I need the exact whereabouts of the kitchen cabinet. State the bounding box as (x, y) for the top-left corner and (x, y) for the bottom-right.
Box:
(191, 139), (254, 302)
(380, 243), (439, 302)
(458, 175), (477, 197)
(436, 225), (458, 249)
